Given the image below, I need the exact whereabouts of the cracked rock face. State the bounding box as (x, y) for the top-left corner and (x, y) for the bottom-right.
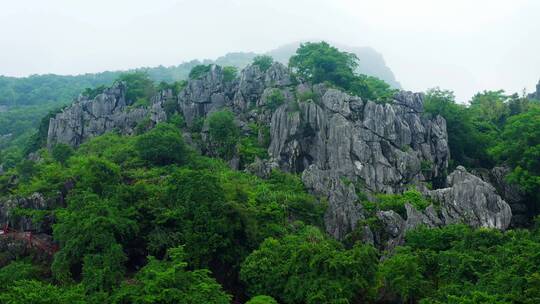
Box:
(302, 165), (364, 240)
(428, 166), (512, 230)
(47, 82), (166, 147)
(374, 167), (512, 250)
(472, 166), (529, 227)
(268, 87), (449, 193)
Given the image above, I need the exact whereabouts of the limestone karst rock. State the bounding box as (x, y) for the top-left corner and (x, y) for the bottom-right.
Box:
(375, 166), (512, 250)
(47, 82), (166, 147)
(44, 62), (514, 246)
(472, 166), (529, 227)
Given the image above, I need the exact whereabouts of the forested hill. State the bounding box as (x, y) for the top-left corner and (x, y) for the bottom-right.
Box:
(0, 41), (539, 304)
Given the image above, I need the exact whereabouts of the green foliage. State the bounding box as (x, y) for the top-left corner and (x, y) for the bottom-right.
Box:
(378, 248), (430, 302)
(189, 64), (212, 80)
(380, 225), (540, 304)
(246, 295), (278, 304)
(424, 88), (484, 168)
(22, 107), (64, 157)
(0, 280), (87, 304)
(364, 189), (431, 218)
(131, 98), (150, 108)
(265, 89), (285, 110)
(206, 110), (239, 160)
(353, 74), (397, 103)
(148, 168), (247, 268)
(289, 41), (395, 102)
(52, 192), (136, 291)
(156, 80), (187, 95)
(114, 246), (231, 304)
(16, 159), (37, 182)
(51, 143), (74, 164)
(69, 156), (121, 195)
(289, 41), (358, 89)
(82, 85), (106, 99)
(118, 72), (156, 104)
(238, 123), (268, 167)
(134, 116), (152, 135)
(252, 55), (274, 72)
(162, 97), (179, 117)
(240, 226), (378, 303)
(0, 261), (40, 291)
(135, 123), (187, 166)
(490, 105), (540, 208)
(222, 66), (238, 82)
(297, 88), (317, 103)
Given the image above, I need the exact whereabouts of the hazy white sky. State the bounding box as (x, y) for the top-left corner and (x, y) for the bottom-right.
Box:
(1, 0), (539, 102)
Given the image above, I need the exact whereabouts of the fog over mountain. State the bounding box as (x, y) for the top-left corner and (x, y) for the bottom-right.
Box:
(1, 0), (539, 102)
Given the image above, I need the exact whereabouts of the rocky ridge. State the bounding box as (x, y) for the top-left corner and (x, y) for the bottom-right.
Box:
(15, 62), (514, 248)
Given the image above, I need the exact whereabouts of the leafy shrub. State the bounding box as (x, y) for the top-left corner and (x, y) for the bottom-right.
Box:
(364, 189), (431, 218)
(52, 192), (136, 290)
(114, 246), (231, 304)
(118, 72), (156, 104)
(82, 85), (106, 99)
(157, 80), (186, 95)
(131, 97), (149, 108)
(0, 280), (87, 304)
(51, 143), (74, 164)
(378, 247), (430, 303)
(207, 110), (239, 160)
(240, 226), (378, 303)
(223, 66), (238, 82)
(252, 55), (274, 72)
(163, 97), (179, 117)
(68, 156), (121, 196)
(289, 41), (395, 102)
(297, 89), (317, 103)
(0, 261), (40, 290)
(189, 64), (212, 80)
(265, 89), (285, 110)
(246, 295), (278, 304)
(135, 123), (187, 166)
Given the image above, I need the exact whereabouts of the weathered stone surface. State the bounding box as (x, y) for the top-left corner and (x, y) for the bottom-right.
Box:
(374, 166), (512, 250)
(428, 166), (512, 230)
(269, 88), (449, 194)
(179, 65), (231, 126)
(302, 165), (364, 240)
(473, 166), (529, 226)
(47, 82), (166, 147)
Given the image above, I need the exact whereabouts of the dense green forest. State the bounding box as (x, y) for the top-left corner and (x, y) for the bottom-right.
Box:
(0, 42), (539, 304)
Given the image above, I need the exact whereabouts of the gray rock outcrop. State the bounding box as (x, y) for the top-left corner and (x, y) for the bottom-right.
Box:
(45, 61), (515, 246)
(47, 82), (166, 147)
(268, 87), (449, 194)
(302, 165), (364, 240)
(473, 166), (529, 226)
(374, 166), (512, 249)
(428, 166), (512, 230)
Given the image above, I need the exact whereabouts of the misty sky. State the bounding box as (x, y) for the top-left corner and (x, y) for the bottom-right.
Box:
(1, 0), (539, 102)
